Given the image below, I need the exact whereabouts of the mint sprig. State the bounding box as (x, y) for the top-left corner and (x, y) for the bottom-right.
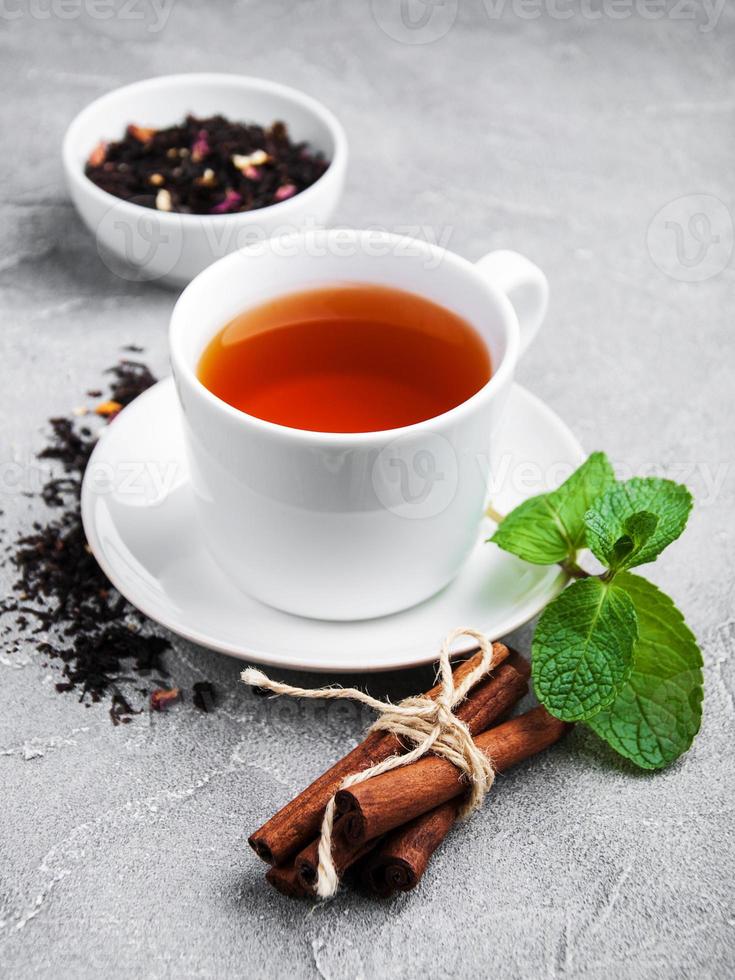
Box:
(490, 452), (703, 769)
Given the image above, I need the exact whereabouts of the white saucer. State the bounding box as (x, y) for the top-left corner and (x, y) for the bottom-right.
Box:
(81, 379), (584, 673)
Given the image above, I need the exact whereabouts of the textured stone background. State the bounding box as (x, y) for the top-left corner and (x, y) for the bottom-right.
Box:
(1, 2), (734, 977)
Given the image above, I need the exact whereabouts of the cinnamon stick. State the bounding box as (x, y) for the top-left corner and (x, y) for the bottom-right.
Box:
(265, 863), (311, 899)
(294, 815), (377, 891)
(336, 706), (570, 845)
(249, 642), (518, 865)
(361, 800), (460, 897)
(292, 655), (530, 891)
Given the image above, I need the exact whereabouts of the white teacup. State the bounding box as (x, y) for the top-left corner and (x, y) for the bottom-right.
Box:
(170, 230), (548, 620)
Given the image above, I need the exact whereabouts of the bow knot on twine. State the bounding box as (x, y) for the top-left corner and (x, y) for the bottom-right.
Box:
(241, 627), (498, 899)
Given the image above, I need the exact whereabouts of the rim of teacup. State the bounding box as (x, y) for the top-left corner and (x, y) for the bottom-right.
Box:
(62, 73), (348, 228)
(169, 228), (521, 446)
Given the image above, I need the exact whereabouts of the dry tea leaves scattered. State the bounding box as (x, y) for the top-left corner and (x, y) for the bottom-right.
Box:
(0, 353), (216, 724)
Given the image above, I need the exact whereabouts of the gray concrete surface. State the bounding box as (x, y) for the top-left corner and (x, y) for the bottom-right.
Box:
(1, 2), (734, 977)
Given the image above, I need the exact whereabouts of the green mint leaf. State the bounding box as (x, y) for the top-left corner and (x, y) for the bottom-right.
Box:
(488, 494), (572, 565)
(584, 478), (692, 570)
(608, 510), (659, 571)
(532, 577), (638, 721)
(491, 452), (616, 565)
(553, 452), (618, 550)
(587, 573), (703, 770)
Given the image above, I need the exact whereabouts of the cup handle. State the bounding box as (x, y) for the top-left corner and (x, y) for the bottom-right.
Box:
(475, 249), (549, 355)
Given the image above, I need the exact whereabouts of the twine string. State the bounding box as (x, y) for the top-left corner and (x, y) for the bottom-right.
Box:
(241, 627), (498, 899)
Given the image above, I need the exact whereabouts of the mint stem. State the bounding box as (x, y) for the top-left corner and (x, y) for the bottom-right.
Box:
(485, 504), (505, 525)
(560, 560), (590, 580)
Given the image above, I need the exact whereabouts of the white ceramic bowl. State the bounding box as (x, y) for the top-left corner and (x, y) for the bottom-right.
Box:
(62, 74), (348, 287)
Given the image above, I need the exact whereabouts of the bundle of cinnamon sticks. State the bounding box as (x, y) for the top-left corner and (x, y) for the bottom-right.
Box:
(249, 643), (570, 899)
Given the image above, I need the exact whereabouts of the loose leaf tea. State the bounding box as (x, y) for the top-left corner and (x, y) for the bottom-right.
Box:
(84, 114), (329, 215)
(0, 354), (215, 722)
(489, 452), (703, 767)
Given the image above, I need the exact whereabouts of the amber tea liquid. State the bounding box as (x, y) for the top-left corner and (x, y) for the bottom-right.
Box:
(197, 284), (491, 433)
